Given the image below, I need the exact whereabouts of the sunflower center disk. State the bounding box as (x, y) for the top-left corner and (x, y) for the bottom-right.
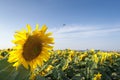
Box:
(22, 36), (42, 61)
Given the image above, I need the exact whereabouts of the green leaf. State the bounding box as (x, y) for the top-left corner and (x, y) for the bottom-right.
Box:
(0, 58), (17, 80)
(0, 58), (30, 80)
(35, 76), (47, 80)
(14, 65), (30, 80)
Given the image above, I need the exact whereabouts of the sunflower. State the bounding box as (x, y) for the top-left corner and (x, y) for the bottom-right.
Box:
(8, 24), (54, 71)
(92, 54), (99, 64)
(93, 73), (102, 80)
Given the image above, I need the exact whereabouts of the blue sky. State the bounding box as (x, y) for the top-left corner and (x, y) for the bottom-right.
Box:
(0, 0), (120, 50)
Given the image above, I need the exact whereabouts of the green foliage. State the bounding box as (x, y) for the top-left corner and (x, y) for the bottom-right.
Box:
(0, 57), (30, 80)
(0, 49), (120, 80)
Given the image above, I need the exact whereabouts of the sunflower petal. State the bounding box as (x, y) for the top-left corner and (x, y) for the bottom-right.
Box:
(27, 24), (32, 34)
(41, 25), (47, 33)
(35, 24), (39, 30)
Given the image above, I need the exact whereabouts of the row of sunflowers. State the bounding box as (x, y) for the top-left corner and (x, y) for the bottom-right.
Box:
(0, 24), (120, 80)
(0, 48), (120, 80)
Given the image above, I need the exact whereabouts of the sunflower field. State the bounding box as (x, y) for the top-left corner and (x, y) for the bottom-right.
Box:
(0, 25), (120, 80)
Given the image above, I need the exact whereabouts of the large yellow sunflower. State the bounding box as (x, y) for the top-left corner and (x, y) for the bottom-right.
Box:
(8, 24), (54, 71)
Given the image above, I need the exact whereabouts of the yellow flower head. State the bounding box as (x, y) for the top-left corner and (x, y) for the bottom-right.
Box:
(92, 54), (99, 64)
(62, 60), (69, 71)
(68, 50), (75, 62)
(93, 73), (102, 80)
(39, 65), (54, 76)
(79, 53), (88, 61)
(8, 24), (54, 71)
(90, 49), (95, 52)
(100, 52), (107, 64)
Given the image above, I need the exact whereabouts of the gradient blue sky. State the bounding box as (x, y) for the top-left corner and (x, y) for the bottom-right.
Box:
(0, 0), (120, 50)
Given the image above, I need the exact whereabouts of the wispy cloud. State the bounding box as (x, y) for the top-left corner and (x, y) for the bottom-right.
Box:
(49, 25), (120, 50)
(50, 25), (120, 39)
